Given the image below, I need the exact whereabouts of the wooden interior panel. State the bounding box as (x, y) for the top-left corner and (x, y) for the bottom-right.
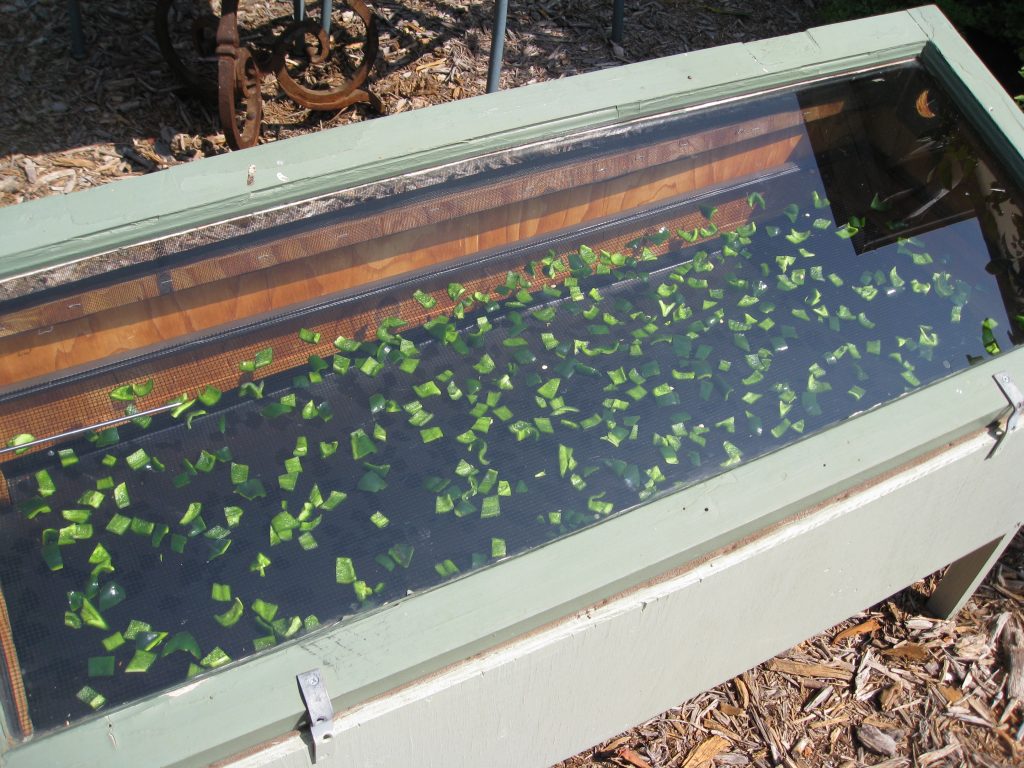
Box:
(0, 105), (847, 344)
(0, 127), (807, 387)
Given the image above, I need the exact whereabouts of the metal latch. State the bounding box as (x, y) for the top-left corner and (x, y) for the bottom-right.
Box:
(990, 372), (1024, 457)
(297, 669), (334, 764)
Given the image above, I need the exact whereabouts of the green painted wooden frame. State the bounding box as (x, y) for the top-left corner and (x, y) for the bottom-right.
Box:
(2, 6), (1024, 766)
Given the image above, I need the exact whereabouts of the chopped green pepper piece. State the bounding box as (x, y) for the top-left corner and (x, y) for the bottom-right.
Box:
(88, 656), (116, 677)
(214, 598), (244, 627)
(126, 448), (149, 470)
(252, 598), (278, 623)
(357, 471), (387, 493)
(76, 685), (107, 710)
(180, 502), (202, 526)
(982, 317), (1001, 355)
(413, 289), (436, 309)
(335, 557), (357, 584)
(350, 428), (376, 460)
(125, 649), (157, 673)
(106, 514), (131, 535)
(481, 496), (501, 518)
(6, 434), (34, 454)
(235, 479), (267, 501)
(250, 552), (271, 576)
(200, 647), (231, 668)
(420, 427), (444, 443)
(434, 559), (460, 578)
(320, 491), (347, 510)
(162, 631), (201, 658)
(33, 469), (56, 498)
(195, 385), (221, 407)
(79, 597), (108, 630)
(98, 582), (125, 611)
(113, 482), (130, 509)
(388, 542), (414, 568)
(298, 328), (321, 344)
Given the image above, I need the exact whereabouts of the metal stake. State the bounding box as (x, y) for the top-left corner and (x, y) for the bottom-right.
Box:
(68, 0), (86, 59)
(611, 0), (625, 45)
(486, 0), (508, 93)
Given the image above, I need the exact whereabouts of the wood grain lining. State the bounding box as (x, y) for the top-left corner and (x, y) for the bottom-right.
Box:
(0, 105), (842, 343)
(0, 129), (807, 389)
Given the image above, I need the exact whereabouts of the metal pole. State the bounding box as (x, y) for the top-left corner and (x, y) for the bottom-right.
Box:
(322, 0), (332, 34)
(486, 0), (508, 93)
(611, 0), (625, 45)
(68, 0), (86, 59)
(294, 0), (305, 22)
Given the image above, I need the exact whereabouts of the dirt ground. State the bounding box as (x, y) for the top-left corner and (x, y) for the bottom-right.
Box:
(0, 0), (814, 204)
(2, 0), (1024, 766)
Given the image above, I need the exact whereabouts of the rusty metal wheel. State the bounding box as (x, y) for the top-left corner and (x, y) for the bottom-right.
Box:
(270, 0), (379, 112)
(216, 0), (263, 149)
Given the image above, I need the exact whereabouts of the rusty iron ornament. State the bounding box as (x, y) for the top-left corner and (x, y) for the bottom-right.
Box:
(155, 0), (380, 149)
(271, 0), (380, 112)
(215, 0), (263, 149)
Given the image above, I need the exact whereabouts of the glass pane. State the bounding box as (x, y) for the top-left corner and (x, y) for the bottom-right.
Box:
(1, 60), (1022, 737)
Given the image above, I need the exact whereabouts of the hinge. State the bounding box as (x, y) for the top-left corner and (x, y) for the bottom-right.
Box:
(297, 669), (334, 764)
(989, 372), (1024, 457)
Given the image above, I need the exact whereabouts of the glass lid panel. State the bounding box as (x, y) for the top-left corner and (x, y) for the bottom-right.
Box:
(1, 59), (1022, 737)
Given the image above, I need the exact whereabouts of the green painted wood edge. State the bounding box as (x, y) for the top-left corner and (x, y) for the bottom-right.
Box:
(909, 6), (1024, 187)
(5, 340), (1020, 768)
(0, 11), (927, 284)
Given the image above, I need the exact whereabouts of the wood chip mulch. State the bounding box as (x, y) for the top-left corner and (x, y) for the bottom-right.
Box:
(555, 533), (1024, 768)
(0, 0), (814, 206)
(3, 1), (1024, 766)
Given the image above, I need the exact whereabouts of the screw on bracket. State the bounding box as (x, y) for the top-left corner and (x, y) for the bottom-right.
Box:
(297, 669), (334, 764)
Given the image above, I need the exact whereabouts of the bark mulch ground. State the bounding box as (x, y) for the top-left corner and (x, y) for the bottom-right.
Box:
(2, 1), (1024, 766)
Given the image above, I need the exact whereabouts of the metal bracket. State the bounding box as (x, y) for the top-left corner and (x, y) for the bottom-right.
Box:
(297, 669), (334, 764)
(989, 372), (1024, 457)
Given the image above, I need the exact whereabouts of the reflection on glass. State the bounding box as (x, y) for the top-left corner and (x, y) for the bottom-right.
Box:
(1, 61), (1022, 735)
